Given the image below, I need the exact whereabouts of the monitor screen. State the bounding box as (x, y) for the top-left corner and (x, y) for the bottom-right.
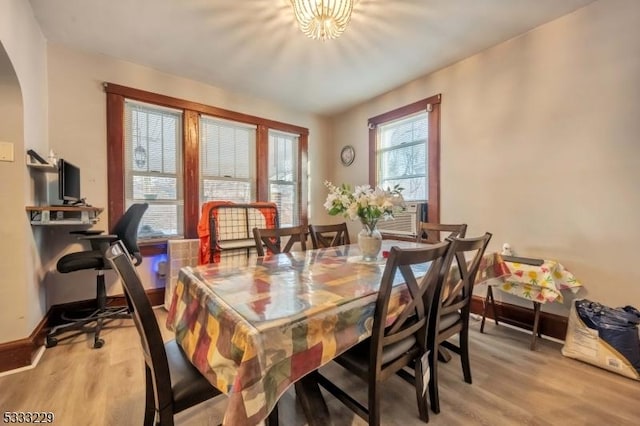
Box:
(58, 159), (81, 203)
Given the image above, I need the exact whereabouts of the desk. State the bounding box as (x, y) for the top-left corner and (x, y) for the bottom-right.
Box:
(166, 241), (430, 425)
(26, 205), (103, 225)
(477, 253), (583, 349)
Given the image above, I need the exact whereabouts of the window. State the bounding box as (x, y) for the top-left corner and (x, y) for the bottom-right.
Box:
(369, 94), (441, 223)
(200, 116), (256, 204)
(377, 112), (428, 201)
(124, 101), (183, 239)
(106, 83), (309, 248)
(268, 130), (299, 226)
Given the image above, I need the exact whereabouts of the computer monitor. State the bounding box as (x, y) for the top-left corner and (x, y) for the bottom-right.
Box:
(58, 159), (81, 204)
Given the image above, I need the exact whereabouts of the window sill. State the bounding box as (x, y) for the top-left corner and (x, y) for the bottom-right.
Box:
(138, 238), (169, 257)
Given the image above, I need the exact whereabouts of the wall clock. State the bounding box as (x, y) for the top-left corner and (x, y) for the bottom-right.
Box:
(340, 145), (355, 166)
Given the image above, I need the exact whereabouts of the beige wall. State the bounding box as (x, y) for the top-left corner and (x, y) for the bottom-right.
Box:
(45, 44), (331, 305)
(330, 0), (640, 315)
(0, 0), (49, 342)
(2, 0), (637, 344)
(0, 44), (27, 342)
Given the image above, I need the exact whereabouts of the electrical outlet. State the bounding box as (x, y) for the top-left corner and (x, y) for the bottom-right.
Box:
(0, 141), (14, 162)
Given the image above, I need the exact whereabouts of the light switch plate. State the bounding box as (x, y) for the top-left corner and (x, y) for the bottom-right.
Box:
(0, 141), (15, 162)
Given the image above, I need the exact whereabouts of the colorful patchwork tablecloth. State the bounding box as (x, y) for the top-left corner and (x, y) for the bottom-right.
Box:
(166, 241), (430, 426)
(477, 252), (582, 303)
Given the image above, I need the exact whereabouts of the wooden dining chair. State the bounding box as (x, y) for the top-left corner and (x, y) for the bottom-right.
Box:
(317, 241), (452, 426)
(252, 225), (308, 256)
(417, 222), (467, 244)
(308, 222), (350, 249)
(105, 241), (224, 425)
(103, 241), (285, 426)
(427, 233), (491, 414)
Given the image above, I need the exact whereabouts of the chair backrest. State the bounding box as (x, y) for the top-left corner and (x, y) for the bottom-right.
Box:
(105, 241), (173, 415)
(429, 233), (492, 337)
(252, 225), (308, 256)
(417, 222), (467, 244)
(370, 241), (451, 375)
(111, 203), (149, 265)
(309, 223), (350, 249)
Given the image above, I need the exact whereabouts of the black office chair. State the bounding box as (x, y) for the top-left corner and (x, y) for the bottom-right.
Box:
(45, 203), (148, 349)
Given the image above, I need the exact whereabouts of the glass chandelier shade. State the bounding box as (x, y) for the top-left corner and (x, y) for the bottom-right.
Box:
(291, 0), (354, 40)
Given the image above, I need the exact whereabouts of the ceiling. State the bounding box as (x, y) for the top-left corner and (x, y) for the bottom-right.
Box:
(29, 0), (595, 115)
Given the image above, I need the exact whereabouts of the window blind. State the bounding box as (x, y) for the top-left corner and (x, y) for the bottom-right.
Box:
(269, 130), (299, 226)
(377, 111), (428, 201)
(200, 115), (256, 204)
(124, 100), (183, 238)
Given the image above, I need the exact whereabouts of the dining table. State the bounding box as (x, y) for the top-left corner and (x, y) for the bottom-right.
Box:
(165, 240), (506, 425)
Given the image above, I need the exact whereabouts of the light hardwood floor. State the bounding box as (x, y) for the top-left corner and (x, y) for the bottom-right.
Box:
(1, 310), (638, 426)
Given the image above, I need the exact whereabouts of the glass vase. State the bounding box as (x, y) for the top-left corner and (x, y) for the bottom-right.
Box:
(358, 226), (382, 261)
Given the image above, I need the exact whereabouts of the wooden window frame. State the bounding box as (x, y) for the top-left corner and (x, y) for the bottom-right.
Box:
(267, 129), (303, 227)
(368, 94), (441, 224)
(105, 83), (309, 255)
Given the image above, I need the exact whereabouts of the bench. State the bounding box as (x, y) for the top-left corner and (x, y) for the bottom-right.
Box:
(198, 201), (279, 264)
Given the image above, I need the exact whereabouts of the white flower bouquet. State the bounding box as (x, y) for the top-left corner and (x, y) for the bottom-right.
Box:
(323, 181), (405, 235)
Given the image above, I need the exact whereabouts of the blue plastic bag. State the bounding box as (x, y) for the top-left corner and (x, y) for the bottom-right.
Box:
(575, 300), (640, 374)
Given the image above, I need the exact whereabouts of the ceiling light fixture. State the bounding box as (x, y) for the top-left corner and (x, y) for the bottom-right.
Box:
(291, 0), (354, 41)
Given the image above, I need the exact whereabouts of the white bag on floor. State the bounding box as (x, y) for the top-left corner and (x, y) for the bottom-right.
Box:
(562, 299), (640, 381)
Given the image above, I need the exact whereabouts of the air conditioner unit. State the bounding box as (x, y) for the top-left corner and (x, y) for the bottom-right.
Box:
(376, 202), (426, 237)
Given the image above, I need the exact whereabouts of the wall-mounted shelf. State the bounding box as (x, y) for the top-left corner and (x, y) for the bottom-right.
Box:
(26, 155), (57, 172)
(26, 205), (103, 225)
(27, 162), (57, 172)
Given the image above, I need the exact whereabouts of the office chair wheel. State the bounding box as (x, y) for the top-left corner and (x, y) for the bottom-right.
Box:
(45, 336), (58, 348)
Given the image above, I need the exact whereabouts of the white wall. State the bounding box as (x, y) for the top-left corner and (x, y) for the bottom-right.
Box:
(45, 44), (331, 305)
(0, 0), (48, 343)
(330, 0), (640, 314)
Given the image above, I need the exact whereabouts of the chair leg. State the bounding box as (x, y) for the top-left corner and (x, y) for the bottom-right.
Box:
(158, 406), (174, 426)
(414, 352), (430, 423)
(93, 272), (106, 349)
(368, 377), (381, 426)
(143, 368), (156, 426)
(96, 270), (107, 310)
(428, 343), (440, 414)
(460, 326), (472, 384)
